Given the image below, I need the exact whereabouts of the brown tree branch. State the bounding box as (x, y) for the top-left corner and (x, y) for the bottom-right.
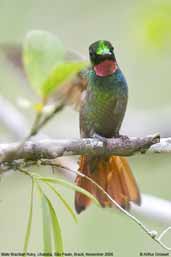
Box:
(0, 133), (161, 163)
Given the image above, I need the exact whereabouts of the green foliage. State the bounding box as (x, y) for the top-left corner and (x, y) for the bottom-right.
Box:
(38, 176), (100, 207)
(45, 182), (77, 223)
(46, 196), (63, 253)
(23, 173), (99, 252)
(38, 184), (63, 253)
(42, 62), (87, 98)
(40, 189), (53, 252)
(23, 30), (64, 96)
(23, 30), (87, 99)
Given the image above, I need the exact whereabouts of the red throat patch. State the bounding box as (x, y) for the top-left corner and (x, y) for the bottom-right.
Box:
(94, 60), (117, 77)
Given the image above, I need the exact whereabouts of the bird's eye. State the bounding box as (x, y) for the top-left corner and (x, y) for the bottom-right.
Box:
(110, 46), (114, 52)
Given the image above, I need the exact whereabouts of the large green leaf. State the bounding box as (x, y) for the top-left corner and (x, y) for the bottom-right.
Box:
(42, 61), (87, 97)
(23, 30), (65, 96)
(38, 176), (100, 207)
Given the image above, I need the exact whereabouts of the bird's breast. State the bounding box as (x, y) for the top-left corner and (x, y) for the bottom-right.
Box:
(80, 70), (128, 138)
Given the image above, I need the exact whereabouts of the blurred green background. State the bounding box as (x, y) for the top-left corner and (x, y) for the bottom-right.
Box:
(0, 0), (171, 255)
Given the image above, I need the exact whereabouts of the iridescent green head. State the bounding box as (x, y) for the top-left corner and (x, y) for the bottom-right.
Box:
(89, 40), (115, 66)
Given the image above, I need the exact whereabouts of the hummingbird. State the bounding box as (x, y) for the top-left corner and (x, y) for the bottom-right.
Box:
(74, 40), (141, 213)
(1, 40), (141, 213)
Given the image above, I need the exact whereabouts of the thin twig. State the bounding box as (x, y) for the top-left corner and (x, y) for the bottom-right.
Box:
(158, 227), (171, 242)
(35, 103), (64, 133)
(16, 103), (65, 154)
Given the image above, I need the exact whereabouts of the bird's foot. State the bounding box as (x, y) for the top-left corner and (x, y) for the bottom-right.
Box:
(115, 134), (129, 141)
(92, 133), (108, 146)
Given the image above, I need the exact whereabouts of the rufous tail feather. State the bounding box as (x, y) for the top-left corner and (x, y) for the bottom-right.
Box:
(75, 155), (141, 214)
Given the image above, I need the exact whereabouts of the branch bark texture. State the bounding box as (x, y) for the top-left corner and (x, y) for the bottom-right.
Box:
(0, 133), (162, 163)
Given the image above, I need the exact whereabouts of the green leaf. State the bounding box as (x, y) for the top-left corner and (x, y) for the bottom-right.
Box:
(23, 30), (64, 96)
(42, 61), (87, 97)
(45, 182), (77, 223)
(46, 197), (63, 253)
(37, 183), (63, 253)
(40, 190), (52, 252)
(38, 176), (100, 207)
(23, 178), (34, 254)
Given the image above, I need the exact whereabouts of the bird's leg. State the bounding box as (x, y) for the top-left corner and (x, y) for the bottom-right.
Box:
(114, 132), (129, 141)
(92, 133), (108, 146)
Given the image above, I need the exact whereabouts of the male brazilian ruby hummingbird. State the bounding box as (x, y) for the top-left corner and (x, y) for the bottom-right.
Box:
(75, 40), (141, 213)
(1, 40), (141, 213)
